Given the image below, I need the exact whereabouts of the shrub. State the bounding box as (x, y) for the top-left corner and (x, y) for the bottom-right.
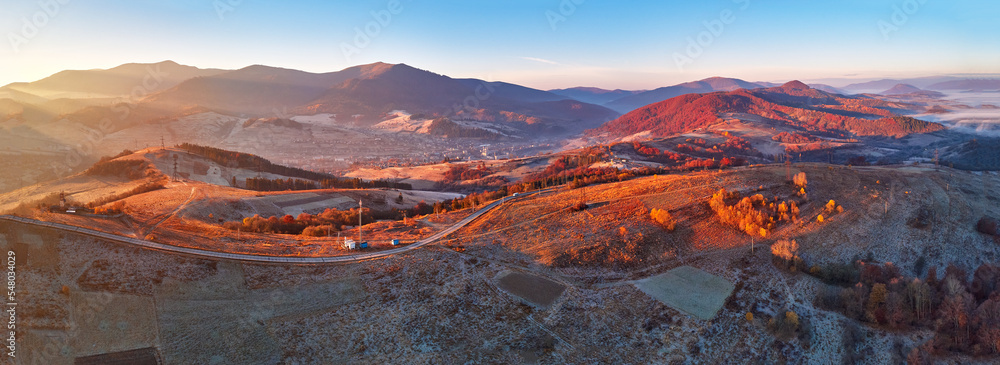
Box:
(978, 216), (999, 237)
(768, 310), (801, 340)
(302, 225), (332, 237)
(94, 201), (125, 215)
(825, 263), (861, 286)
(650, 208), (677, 231)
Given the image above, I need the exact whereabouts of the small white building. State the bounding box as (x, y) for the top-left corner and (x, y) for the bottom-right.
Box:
(343, 238), (356, 250)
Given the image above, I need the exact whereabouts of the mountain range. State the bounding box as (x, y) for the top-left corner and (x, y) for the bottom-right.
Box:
(840, 76), (1000, 93)
(2, 61), (621, 138)
(4, 61), (997, 149)
(601, 77), (764, 114)
(547, 87), (644, 106)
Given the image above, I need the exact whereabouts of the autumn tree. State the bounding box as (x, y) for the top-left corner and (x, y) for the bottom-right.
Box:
(906, 342), (934, 365)
(973, 294), (1000, 355)
(867, 283), (888, 323)
(793, 172), (808, 189)
(771, 239), (800, 270)
(935, 286), (975, 353)
(841, 283), (867, 320)
(650, 208), (677, 231)
(885, 291), (907, 328)
(906, 278), (932, 322)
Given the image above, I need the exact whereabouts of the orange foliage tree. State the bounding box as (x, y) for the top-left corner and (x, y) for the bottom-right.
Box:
(650, 208), (677, 232)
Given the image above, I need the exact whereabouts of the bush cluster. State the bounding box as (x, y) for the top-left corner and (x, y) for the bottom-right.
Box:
(709, 188), (799, 237)
(84, 159), (155, 180)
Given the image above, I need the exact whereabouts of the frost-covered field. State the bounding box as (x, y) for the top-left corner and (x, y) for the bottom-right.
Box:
(5, 164), (1000, 363)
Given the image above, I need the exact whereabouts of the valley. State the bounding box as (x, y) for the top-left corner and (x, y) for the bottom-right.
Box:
(4, 159), (999, 363)
(2, 59), (999, 364)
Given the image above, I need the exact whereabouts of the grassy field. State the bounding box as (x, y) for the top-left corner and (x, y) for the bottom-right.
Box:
(4, 163), (999, 363)
(453, 164), (1000, 281)
(635, 266), (735, 320)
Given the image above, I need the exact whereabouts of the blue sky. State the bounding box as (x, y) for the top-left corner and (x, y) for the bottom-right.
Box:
(2, 0), (998, 89)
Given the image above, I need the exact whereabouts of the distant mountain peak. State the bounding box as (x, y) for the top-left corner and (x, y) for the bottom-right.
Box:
(780, 80), (810, 90)
(353, 62), (430, 80)
(880, 83), (923, 95)
(604, 77), (762, 113)
(559, 87), (621, 94)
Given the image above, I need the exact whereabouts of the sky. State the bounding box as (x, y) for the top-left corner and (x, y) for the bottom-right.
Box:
(2, 0), (999, 90)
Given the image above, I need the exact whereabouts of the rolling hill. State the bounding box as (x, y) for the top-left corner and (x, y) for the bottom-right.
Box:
(1, 60), (225, 100)
(879, 84), (945, 98)
(592, 81), (945, 139)
(880, 84), (923, 95)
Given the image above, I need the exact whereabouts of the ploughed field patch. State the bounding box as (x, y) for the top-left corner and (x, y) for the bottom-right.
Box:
(496, 271), (567, 308)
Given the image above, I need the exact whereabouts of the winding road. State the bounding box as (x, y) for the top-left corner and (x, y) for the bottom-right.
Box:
(0, 190), (545, 264)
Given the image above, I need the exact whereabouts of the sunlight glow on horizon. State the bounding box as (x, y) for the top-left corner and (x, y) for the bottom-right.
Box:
(1, 0), (998, 90)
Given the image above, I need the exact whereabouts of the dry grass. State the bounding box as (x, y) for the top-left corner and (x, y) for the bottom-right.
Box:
(635, 266), (735, 320)
(452, 164), (1000, 282)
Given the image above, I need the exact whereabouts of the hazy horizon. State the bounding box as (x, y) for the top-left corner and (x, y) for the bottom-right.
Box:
(3, 0), (999, 90)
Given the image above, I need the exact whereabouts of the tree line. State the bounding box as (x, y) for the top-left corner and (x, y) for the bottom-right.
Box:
(241, 176), (412, 192)
(224, 201), (435, 236)
(178, 143), (331, 182)
(771, 241), (1000, 361)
